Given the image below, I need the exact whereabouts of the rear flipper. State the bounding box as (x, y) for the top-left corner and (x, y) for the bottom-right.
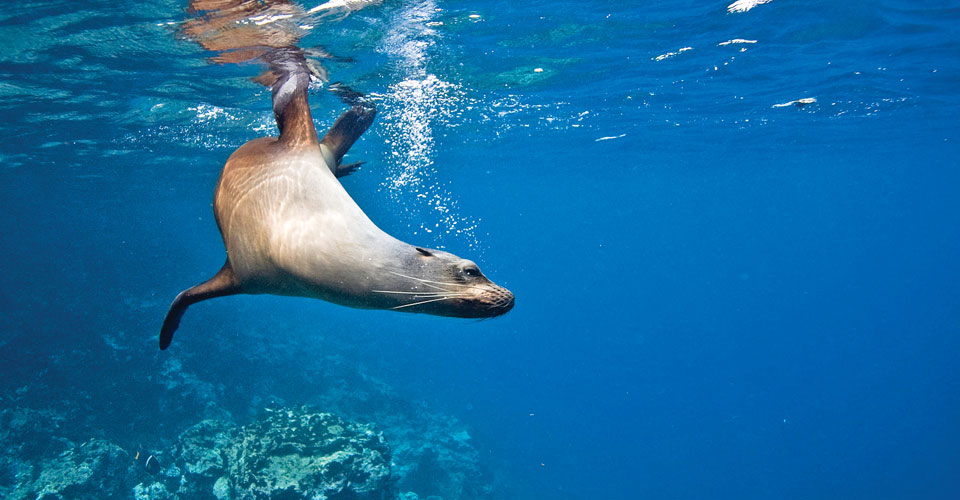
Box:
(321, 106), (377, 177)
(335, 161), (364, 178)
(328, 82), (369, 107)
(159, 261), (239, 350)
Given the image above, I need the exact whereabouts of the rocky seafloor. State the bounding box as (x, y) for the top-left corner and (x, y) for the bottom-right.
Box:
(1, 403), (480, 500)
(0, 300), (495, 500)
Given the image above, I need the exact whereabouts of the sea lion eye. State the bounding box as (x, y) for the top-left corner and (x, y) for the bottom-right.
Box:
(463, 266), (480, 277)
(415, 247), (433, 257)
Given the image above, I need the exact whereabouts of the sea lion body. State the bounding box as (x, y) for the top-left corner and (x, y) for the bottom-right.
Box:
(216, 137), (410, 306)
(159, 50), (513, 349)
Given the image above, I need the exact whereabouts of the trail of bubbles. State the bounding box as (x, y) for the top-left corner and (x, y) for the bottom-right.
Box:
(374, 1), (483, 251)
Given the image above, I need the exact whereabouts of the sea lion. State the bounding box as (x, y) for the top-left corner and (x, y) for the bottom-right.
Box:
(159, 49), (513, 350)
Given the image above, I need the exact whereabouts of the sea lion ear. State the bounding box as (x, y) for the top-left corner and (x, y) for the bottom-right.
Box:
(415, 247), (433, 257)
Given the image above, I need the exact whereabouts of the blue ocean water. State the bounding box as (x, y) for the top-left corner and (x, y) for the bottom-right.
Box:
(1, 0), (959, 499)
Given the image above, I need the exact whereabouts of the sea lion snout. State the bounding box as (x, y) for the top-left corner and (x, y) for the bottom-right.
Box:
(419, 281), (514, 318)
(453, 281), (514, 318)
(482, 284), (515, 316)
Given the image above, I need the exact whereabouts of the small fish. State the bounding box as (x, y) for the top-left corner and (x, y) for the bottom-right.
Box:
(134, 444), (162, 475)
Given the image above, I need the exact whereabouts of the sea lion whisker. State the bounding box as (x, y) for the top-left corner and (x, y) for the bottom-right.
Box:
(387, 271), (460, 291)
(372, 291), (464, 299)
(372, 290), (461, 296)
(390, 280), (452, 293)
(391, 296), (464, 310)
(389, 278), (452, 292)
(422, 282), (456, 292)
(388, 270), (458, 286)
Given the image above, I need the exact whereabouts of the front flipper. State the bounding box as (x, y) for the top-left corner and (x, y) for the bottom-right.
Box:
(321, 106), (377, 177)
(159, 260), (239, 350)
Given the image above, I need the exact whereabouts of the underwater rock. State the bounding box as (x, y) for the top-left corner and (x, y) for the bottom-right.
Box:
(30, 439), (133, 499)
(154, 406), (392, 500)
(309, 365), (492, 499)
(166, 418), (239, 499)
(133, 480), (176, 500)
(0, 408), (136, 500)
(396, 493), (443, 500)
(0, 407), (70, 462)
(178, 419), (238, 475)
(370, 402), (488, 500)
(228, 406), (392, 500)
(2, 319), (494, 499)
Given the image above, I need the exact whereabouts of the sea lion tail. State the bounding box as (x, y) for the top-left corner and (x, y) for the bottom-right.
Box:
(159, 261), (239, 350)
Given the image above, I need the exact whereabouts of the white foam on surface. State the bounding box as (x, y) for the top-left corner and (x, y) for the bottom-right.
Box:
(727, 0), (773, 13)
(718, 39), (757, 46)
(772, 97), (817, 108)
(653, 46), (692, 62)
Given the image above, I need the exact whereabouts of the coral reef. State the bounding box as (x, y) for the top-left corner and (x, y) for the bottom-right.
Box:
(373, 403), (489, 499)
(250, 342), (493, 499)
(231, 407), (392, 499)
(0, 408), (136, 499)
(0, 312), (495, 499)
(136, 406), (393, 500)
(1, 406), (393, 500)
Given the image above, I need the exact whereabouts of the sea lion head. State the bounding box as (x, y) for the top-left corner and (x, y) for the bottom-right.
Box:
(375, 245), (514, 318)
